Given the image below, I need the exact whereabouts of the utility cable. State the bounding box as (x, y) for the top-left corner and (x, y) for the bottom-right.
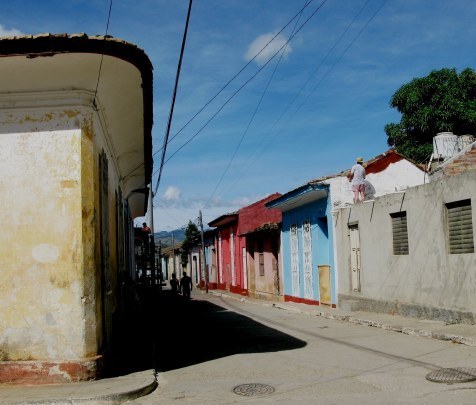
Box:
(161, 0), (328, 168)
(121, 0), (317, 181)
(160, 0), (316, 152)
(92, 0), (113, 111)
(277, 0), (389, 136)
(205, 0), (308, 206)
(154, 0), (194, 196)
(221, 0), (373, 197)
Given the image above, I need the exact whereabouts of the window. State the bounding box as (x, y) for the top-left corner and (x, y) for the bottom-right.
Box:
(390, 211), (409, 255)
(259, 253), (265, 276)
(446, 199), (474, 254)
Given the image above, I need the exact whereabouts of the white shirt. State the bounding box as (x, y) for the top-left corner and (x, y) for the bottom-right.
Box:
(351, 164), (366, 185)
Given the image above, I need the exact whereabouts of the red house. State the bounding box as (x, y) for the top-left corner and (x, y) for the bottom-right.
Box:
(208, 212), (239, 292)
(208, 193), (282, 298)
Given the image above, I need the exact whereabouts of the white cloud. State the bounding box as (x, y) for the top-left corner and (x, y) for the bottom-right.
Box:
(245, 32), (292, 66)
(163, 186), (181, 201)
(0, 24), (24, 38)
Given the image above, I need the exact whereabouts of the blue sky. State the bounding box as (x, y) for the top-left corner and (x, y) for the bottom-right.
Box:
(2, 0), (476, 231)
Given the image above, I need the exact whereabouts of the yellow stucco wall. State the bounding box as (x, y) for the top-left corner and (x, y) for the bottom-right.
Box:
(0, 106), (121, 362)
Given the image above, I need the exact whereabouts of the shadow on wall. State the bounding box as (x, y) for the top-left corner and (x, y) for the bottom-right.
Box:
(364, 180), (376, 200)
(109, 287), (307, 376)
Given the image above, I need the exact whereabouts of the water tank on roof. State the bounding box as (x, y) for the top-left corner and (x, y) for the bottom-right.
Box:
(458, 134), (475, 150)
(433, 132), (459, 161)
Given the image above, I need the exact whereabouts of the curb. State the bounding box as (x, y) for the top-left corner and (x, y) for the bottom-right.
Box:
(1, 369), (158, 405)
(209, 291), (476, 348)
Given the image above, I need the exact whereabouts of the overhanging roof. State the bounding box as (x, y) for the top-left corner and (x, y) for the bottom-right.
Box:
(0, 33), (153, 217)
(265, 183), (329, 211)
(208, 212), (238, 228)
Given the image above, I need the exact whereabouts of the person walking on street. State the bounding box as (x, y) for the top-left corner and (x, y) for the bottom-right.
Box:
(170, 273), (179, 294)
(348, 157), (366, 203)
(180, 271), (193, 299)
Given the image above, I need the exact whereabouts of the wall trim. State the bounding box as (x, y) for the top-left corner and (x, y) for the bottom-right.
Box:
(338, 294), (476, 324)
(0, 355), (103, 384)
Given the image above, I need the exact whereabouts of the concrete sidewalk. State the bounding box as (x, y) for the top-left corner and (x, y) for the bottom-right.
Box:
(210, 290), (476, 347)
(0, 369), (157, 404)
(2, 290), (476, 404)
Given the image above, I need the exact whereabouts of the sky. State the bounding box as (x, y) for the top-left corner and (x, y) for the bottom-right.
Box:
(2, 0), (476, 231)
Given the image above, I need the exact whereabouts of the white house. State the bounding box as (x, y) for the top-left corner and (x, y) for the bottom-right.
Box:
(334, 169), (476, 323)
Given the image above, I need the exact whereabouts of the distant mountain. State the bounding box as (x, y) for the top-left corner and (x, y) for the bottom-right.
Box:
(154, 229), (185, 248)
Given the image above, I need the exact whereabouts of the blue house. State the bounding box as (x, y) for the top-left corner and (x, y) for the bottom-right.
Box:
(266, 182), (335, 307)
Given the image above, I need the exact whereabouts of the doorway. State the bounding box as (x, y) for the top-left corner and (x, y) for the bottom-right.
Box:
(349, 224), (361, 292)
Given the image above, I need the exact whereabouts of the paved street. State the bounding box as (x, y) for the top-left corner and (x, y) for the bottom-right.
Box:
(124, 289), (476, 404)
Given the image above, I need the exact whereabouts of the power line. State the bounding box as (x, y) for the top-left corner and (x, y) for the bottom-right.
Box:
(121, 0), (318, 182)
(160, 0), (329, 168)
(159, 0), (317, 153)
(220, 0), (374, 197)
(154, 0), (194, 196)
(92, 0), (113, 111)
(205, 0), (309, 206)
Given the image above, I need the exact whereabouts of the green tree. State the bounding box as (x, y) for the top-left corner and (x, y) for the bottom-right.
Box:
(180, 220), (200, 267)
(385, 68), (476, 162)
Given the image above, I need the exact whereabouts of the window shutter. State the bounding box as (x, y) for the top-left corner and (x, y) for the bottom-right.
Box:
(447, 200), (474, 254)
(391, 212), (409, 255)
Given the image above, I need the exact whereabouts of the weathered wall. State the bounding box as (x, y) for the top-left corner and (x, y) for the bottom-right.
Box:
(0, 107), (89, 361)
(430, 142), (476, 181)
(334, 170), (476, 322)
(248, 235), (282, 301)
(0, 96), (123, 382)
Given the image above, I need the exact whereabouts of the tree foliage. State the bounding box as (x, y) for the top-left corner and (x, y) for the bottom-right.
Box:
(385, 68), (476, 162)
(180, 220), (200, 267)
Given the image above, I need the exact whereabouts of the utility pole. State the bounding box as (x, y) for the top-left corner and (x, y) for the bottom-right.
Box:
(198, 210), (208, 293)
(149, 188), (156, 284)
(172, 231), (176, 277)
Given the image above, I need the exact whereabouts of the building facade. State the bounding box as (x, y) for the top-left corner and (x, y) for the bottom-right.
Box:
(266, 150), (425, 308)
(334, 169), (476, 323)
(0, 34), (153, 383)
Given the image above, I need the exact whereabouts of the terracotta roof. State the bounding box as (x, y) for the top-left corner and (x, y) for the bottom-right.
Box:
(208, 212), (238, 228)
(309, 148), (422, 184)
(239, 222), (280, 236)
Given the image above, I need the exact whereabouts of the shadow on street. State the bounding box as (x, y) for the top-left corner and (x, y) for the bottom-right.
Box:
(108, 286), (306, 377)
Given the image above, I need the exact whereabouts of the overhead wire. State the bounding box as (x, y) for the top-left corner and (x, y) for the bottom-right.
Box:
(154, 0), (194, 196)
(92, 0), (113, 111)
(159, 0), (329, 169)
(205, 0), (309, 207)
(276, 0), (390, 137)
(154, 199), (189, 228)
(121, 0), (318, 182)
(220, 0), (373, 197)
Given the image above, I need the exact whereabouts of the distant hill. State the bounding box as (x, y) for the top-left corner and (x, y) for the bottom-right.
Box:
(154, 229), (185, 248)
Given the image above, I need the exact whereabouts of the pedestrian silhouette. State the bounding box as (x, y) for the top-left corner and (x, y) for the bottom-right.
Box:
(170, 273), (179, 294)
(180, 271), (193, 299)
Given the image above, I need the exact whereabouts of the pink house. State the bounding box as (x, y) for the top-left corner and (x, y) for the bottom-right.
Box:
(208, 212), (239, 292)
(208, 193), (282, 298)
(238, 194), (283, 301)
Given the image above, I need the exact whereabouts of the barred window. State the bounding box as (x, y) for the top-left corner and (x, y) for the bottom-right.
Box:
(446, 199), (474, 254)
(390, 211), (409, 255)
(259, 253), (265, 276)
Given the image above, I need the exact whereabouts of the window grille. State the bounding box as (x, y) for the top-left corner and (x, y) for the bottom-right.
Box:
(390, 211), (409, 255)
(446, 199), (474, 254)
(259, 253), (265, 276)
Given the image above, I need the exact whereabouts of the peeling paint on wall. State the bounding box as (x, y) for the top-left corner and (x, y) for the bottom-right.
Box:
(31, 244), (59, 263)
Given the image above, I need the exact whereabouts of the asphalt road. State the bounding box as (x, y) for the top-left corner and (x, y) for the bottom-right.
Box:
(125, 290), (476, 404)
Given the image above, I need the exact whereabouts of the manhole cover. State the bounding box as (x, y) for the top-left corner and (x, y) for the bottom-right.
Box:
(233, 383), (275, 396)
(426, 368), (476, 384)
